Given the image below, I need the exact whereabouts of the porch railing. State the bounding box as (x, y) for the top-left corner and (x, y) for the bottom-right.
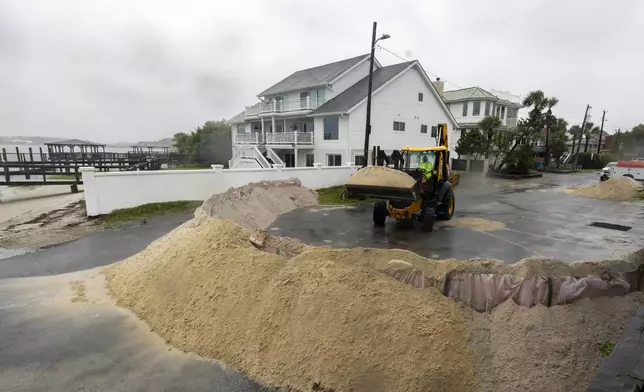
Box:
(245, 96), (323, 117)
(234, 131), (314, 145)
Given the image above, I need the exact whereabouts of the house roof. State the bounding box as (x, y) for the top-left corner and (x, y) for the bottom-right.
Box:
(45, 139), (105, 146)
(311, 61), (414, 115)
(228, 110), (246, 124)
(442, 87), (498, 102)
(258, 54), (370, 97)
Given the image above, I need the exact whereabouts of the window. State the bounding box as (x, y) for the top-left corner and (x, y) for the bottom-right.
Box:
(462, 102), (468, 116)
(327, 154), (342, 166)
(306, 154), (315, 167)
(354, 154), (365, 166)
(500, 106), (506, 119)
(275, 96), (283, 112)
(300, 91), (309, 109)
(236, 124), (245, 134)
(473, 101), (481, 116)
(431, 126), (438, 137)
(251, 122), (261, 133)
(420, 124), (428, 134)
(484, 101), (491, 116)
(275, 124), (284, 133)
(393, 121), (406, 131)
(323, 116), (339, 140)
(418, 92), (424, 102)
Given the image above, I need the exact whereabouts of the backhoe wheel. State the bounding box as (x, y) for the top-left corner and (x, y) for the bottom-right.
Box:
(373, 201), (387, 226)
(422, 206), (435, 232)
(437, 190), (455, 221)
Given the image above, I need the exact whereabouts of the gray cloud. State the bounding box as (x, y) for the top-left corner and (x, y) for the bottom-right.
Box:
(1, 0), (642, 142)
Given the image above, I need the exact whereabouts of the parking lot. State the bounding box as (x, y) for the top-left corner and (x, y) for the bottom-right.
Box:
(271, 172), (644, 263)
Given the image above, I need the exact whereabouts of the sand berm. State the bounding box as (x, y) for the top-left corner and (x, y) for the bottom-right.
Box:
(105, 179), (642, 392)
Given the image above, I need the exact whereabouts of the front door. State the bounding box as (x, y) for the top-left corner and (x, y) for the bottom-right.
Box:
(284, 152), (295, 168)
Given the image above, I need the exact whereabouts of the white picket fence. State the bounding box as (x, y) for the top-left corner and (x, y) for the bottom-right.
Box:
(81, 164), (357, 216)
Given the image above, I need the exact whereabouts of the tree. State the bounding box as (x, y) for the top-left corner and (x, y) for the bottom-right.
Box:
(489, 129), (515, 168)
(173, 120), (232, 165)
(455, 129), (487, 160)
(495, 90), (558, 171)
(478, 116), (502, 158)
(549, 129), (569, 167)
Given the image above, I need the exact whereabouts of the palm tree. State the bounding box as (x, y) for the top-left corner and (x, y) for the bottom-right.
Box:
(478, 116), (502, 158)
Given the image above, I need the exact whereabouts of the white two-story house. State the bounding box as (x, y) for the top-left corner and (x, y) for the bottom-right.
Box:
(228, 54), (458, 168)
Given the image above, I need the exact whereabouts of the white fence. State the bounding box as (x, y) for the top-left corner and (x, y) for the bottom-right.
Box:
(81, 164), (358, 216)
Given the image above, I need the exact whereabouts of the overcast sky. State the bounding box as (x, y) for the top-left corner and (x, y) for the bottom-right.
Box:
(1, 0), (642, 143)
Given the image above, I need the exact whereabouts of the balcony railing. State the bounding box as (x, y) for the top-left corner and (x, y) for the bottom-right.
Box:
(245, 97), (322, 117)
(234, 131), (314, 145)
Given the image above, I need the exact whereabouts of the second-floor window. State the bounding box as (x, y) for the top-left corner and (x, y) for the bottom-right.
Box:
(431, 126), (438, 137)
(485, 101), (491, 116)
(421, 124), (428, 134)
(323, 116), (339, 140)
(300, 92), (309, 109)
(418, 92), (424, 102)
(236, 124), (245, 134)
(393, 121), (406, 131)
(473, 101), (481, 116)
(462, 102), (468, 117)
(501, 106), (506, 119)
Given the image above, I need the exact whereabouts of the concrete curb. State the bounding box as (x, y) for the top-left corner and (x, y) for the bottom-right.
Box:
(586, 305), (644, 391)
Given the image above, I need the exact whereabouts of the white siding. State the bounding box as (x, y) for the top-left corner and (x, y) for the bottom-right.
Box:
(329, 60), (371, 99)
(348, 67), (454, 154)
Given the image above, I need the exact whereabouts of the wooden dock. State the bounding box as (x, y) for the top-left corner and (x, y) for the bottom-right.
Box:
(0, 146), (182, 188)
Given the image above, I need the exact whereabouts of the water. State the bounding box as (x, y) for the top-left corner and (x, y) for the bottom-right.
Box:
(0, 247), (31, 260)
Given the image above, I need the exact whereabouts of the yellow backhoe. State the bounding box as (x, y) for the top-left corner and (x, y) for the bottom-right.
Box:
(344, 123), (458, 232)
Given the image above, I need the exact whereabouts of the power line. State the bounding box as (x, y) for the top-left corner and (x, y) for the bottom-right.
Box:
(376, 45), (463, 89)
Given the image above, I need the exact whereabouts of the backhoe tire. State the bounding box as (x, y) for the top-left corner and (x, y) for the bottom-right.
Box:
(373, 201), (387, 226)
(422, 206), (435, 232)
(437, 190), (455, 221)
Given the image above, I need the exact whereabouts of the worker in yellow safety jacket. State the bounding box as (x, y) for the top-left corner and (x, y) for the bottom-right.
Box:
(419, 155), (433, 180)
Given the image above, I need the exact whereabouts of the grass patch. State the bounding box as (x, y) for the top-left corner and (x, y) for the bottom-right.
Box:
(316, 186), (375, 205)
(598, 341), (615, 357)
(104, 200), (202, 227)
(164, 164), (211, 170)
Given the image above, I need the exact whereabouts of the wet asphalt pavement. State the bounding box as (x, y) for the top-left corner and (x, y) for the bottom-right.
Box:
(271, 172), (644, 262)
(0, 172), (642, 391)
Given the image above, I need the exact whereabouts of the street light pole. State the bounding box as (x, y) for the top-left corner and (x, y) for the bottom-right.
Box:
(362, 22), (389, 167)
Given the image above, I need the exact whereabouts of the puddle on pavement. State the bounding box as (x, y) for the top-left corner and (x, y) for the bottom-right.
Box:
(0, 247), (31, 260)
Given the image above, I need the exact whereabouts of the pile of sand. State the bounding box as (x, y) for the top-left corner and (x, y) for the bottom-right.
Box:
(566, 176), (643, 201)
(195, 178), (318, 229)
(466, 293), (641, 392)
(104, 180), (644, 391)
(105, 218), (478, 392)
(442, 217), (505, 231)
(346, 165), (416, 189)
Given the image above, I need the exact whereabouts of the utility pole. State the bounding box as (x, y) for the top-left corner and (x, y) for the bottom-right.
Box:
(362, 23), (390, 167)
(544, 109), (552, 167)
(573, 104), (591, 168)
(597, 110), (606, 154)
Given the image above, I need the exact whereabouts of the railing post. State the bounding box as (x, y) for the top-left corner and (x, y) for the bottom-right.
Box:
(255, 133), (258, 144)
(80, 167), (99, 216)
(306, 95), (310, 109)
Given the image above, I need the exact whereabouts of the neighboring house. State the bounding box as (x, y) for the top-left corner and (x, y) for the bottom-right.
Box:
(228, 54), (458, 168)
(441, 87), (522, 153)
